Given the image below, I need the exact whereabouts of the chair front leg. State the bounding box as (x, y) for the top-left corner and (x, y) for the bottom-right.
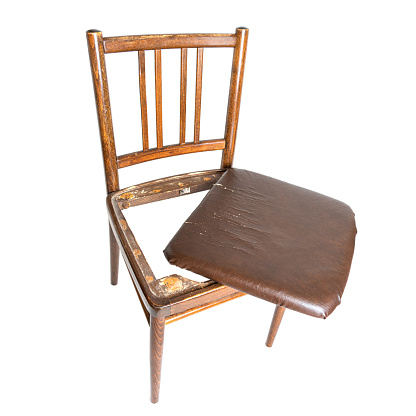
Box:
(109, 224), (119, 285)
(265, 305), (285, 348)
(150, 316), (165, 403)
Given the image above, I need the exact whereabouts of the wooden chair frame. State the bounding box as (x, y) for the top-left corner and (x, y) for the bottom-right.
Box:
(87, 27), (284, 403)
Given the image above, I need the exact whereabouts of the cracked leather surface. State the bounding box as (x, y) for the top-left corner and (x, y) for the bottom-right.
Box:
(164, 168), (356, 318)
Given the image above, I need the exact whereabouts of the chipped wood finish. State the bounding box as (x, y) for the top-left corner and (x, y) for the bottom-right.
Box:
(114, 169), (225, 210)
(106, 169), (247, 318)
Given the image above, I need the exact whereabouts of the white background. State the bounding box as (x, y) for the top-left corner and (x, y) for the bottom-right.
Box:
(1, 1), (415, 415)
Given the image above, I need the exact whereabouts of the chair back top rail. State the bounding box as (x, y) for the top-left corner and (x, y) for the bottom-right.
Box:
(86, 28), (248, 193)
(103, 33), (237, 53)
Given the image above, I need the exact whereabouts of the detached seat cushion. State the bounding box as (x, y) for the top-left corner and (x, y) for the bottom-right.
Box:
(164, 168), (356, 318)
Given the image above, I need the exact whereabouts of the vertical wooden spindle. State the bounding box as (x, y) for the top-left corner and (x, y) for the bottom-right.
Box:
(180, 48), (188, 144)
(138, 50), (149, 151)
(155, 49), (163, 148)
(193, 48), (204, 143)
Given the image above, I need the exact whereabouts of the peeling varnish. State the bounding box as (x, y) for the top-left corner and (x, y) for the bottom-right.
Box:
(133, 249), (141, 257)
(120, 219), (127, 230)
(203, 177), (212, 181)
(151, 189), (162, 193)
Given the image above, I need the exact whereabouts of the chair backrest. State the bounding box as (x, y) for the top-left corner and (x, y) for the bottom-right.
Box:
(87, 27), (248, 194)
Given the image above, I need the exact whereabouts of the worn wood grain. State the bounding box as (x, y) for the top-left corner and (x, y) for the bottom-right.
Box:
(117, 139), (225, 168)
(86, 30), (119, 193)
(221, 27), (249, 168)
(104, 33), (237, 53)
(150, 316), (165, 403)
(155, 49), (163, 148)
(194, 48), (204, 143)
(180, 48), (187, 144)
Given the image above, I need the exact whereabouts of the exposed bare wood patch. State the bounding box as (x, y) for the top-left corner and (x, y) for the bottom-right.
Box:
(133, 249), (142, 257)
(146, 275), (155, 283)
(148, 274), (211, 298)
(161, 276), (183, 291)
(120, 192), (135, 200)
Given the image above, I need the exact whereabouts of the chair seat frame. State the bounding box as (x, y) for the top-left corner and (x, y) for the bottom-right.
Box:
(107, 168), (246, 324)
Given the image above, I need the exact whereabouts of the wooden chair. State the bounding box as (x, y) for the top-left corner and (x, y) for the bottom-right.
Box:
(86, 27), (356, 404)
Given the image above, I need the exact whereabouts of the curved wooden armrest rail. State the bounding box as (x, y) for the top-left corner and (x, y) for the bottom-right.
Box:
(106, 168), (246, 324)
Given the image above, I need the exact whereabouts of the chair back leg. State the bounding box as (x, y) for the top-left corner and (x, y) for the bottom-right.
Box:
(150, 316), (165, 403)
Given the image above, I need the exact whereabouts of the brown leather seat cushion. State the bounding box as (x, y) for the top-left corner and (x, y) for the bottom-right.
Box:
(164, 169), (356, 318)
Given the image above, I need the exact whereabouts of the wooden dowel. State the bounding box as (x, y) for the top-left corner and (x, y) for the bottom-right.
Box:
(155, 49), (163, 148)
(194, 48), (203, 143)
(180, 48), (187, 144)
(138, 51), (149, 150)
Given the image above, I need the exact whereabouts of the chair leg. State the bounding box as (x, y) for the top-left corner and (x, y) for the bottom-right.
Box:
(150, 316), (165, 404)
(265, 305), (285, 348)
(109, 224), (119, 286)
